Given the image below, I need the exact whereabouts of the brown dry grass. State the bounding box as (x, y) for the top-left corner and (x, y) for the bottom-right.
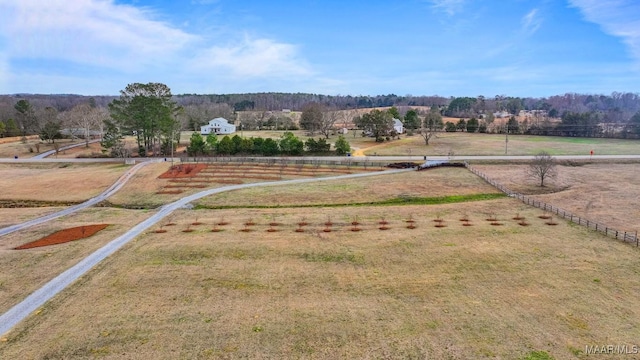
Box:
(2, 158), (640, 358)
(195, 167), (500, 208)
(0, 208), (67, 228)
(2, 200), (640, 359)
(0, 163), (128, 202)
(107, 162), (385, 208)
(49, 141), (104, 158)
(474, 162), (640, 233)
(0, 207), (152, 316)
(106, 163), (193, 207)
(0, 138), (80, 158)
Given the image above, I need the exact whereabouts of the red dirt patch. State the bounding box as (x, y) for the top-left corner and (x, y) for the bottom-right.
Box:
(158, 164), (207, 179)
(15, 224), (109, 250)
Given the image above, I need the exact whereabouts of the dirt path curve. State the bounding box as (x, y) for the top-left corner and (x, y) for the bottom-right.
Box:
(31, 139), (102, 159)
(0, 168), (412, 336)
(0, 159), (161, 238)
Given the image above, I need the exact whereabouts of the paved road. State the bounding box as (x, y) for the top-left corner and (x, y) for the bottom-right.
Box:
(31, 139), (102, 159)
(0, 168), (412, 336)
(0, 159), (161, 238)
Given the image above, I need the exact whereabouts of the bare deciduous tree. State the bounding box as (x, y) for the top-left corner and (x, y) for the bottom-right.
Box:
(419, 107), (443, 145)
(62, 104), (107, 147)
(319, 109), (341, 138)
(527, 151), (557, 187)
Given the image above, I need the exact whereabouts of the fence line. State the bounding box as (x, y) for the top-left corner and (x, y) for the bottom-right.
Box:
(464, 162), (639, 245)
(180, 156), (388, 170)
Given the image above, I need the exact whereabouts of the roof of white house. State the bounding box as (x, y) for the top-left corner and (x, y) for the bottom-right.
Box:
(208, 117), (231, 124)
(393, 118), (403, 126)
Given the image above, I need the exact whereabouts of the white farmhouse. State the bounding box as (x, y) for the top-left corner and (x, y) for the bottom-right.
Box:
(200, 117), (236, 135)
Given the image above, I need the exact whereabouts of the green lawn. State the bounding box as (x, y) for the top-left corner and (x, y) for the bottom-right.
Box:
(177, 131), (640, 156)
(363, 132), (640, 156)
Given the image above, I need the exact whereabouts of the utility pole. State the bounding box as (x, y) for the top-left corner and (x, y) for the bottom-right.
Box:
(170, 129), (175, 166)
(505, 125), (509, 155)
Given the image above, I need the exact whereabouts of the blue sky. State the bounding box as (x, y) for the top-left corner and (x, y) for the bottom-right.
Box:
(0, 0), (639, 97)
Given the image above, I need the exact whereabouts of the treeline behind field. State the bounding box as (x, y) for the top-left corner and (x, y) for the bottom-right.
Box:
(2, 92), (640, 139)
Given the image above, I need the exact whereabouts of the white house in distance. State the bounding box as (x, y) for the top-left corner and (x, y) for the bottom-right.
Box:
(392, 118), (404, 134)
(200, 117), (236, 135)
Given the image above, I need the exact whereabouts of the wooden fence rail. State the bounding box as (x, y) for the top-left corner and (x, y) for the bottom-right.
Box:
(180, 156), (388, 170)
(465, 162), (638, 245)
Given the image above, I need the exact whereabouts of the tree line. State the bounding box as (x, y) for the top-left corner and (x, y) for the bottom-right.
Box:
(4, 91), (640, 126)
(186, 132), (351, 157)
(2, 88), (640, 147)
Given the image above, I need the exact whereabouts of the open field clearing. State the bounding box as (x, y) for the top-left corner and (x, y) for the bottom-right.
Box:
(0, 163), (128, 202)
(0, 208), (67, 228)
(195, 167), (501, 208)
(50, 141), (105, 158)
(1, 199), (639, 359)
(104, 162), (187, 207)
(0, 137), (86, 158)
(0, 136), (47, 158)
(2, 129), (639, 159)
(361, 132), (640, 156)
(0, 207), (153, 316)
(106, 162), (385, 208)
(474, 162), (640, 234)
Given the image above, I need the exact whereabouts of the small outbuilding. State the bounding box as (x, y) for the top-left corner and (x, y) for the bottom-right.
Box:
(200, 117), (236, 135)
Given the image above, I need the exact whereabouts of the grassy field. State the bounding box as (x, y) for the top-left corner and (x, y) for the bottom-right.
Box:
(2, 199), (640, 359)
(182, 130), (640, 157)
(359, 132), (640, 156)
(0, 207), (153, 316)
(0, 137), (89, 158)
(194, 167), (501, 208)
(3, 130), (637, 159)
(2, 133), (640, 359)
(0, 163), (128, 202)
(0, 162), (128, 203)
(473, 162), (640, 233)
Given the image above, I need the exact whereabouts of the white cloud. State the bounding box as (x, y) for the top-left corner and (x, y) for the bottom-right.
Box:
(0, 0), (318, 94)
(0, 0), (196, 71)
(522, 9), (542, 34)
(427, 0), (465, 16)
(568, 0), (640, 61)
(189, 35), (312, 78)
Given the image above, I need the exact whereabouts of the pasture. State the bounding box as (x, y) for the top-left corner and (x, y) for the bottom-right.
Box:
(2, 200), (640, 358)
(1, 164), (640, 358)
(1, 130), (640, 359)
(359, 132), (640, 157)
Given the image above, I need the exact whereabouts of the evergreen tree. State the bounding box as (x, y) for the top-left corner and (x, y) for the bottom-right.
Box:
(334, 135), (351, 155)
